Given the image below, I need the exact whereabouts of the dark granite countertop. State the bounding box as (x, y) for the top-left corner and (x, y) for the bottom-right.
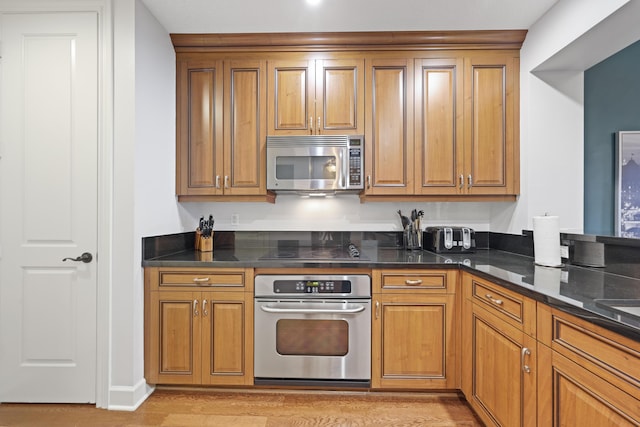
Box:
(142, 231), (640, 342)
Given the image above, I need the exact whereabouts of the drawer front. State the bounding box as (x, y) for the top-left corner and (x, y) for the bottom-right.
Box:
(375, 269), (454, 293)
(465, 273), (536, 335)
(472, 280), (523, 322)
(158, 270), (245, 289)
(544, 306), (640, 391)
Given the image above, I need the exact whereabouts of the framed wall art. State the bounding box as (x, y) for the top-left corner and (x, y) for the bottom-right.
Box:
(616, 131), (640, 238)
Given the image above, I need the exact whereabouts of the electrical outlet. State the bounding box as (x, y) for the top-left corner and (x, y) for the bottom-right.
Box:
(231, 213), (240, 226)
(560, 245), (569, 259)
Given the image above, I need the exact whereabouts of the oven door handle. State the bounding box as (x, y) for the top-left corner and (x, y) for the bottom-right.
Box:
(259, 304), (366, 314)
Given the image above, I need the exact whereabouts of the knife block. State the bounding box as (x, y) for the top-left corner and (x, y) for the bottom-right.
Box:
(195, 230), (214, 252)
(199, 234), (213, 252)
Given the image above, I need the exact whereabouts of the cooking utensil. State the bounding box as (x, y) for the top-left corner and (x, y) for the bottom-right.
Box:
(397, 210), (410, 229)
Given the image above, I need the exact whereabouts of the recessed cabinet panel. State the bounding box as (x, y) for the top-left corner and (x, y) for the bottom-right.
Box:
(268, 61), (312, 134)
(464, 55), (517, 196)
(188, 68), (222, 190)
(176, 60), (224, 196)
(381, 301), (448, 377)
(415, 58), (463, 195)
(225, 61), (267, 195)
(203, 295), (247, 382)
(317, 59), (363, 133)
(472, 66), (505, 186)
(365, 59), (414, 195)
(160, 300), (195, 373)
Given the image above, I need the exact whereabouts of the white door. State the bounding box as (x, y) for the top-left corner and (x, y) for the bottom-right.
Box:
(0, 11), (98, 403)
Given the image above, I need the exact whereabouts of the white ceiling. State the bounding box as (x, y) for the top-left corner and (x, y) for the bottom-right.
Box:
(140, 0), (560, 34)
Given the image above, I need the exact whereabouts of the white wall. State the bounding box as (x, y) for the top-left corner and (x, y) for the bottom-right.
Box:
(493, 0), (640, 235)
(108, 0), (178, 409)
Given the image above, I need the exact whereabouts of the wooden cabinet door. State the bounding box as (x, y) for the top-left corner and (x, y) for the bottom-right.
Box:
(201, 291), (252, 385)
(466, 302), (536, 427)
(315, 58), (364, 135)
(372, 294), (456, 389)
(463, 55), (518, 195)
(267, 59), (314, 135)
(223, 60), (267, 195)
(147, 291), (201, 384)
(365, 58), (414, 195)
(537, 344), (639, 427)
(176, 60), (224, 196)
(414, 57), (464, 195)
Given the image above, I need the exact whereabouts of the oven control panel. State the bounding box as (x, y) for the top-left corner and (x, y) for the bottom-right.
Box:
(273, 280), (352, 294)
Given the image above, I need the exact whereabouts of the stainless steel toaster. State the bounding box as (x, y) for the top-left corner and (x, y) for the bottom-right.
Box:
(423, 226), (476, 253)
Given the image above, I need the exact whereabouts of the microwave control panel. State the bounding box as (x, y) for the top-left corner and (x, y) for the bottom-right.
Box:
(348, 137), (363, 189)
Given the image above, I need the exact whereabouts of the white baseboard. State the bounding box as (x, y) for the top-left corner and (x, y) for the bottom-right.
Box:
(108, 379), (154, 411)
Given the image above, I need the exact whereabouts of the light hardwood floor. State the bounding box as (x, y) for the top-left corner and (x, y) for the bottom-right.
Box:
(0, 388), (483, 426)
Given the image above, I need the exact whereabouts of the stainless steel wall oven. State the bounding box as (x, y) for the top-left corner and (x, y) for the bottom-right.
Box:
(254, 274), (371, 387)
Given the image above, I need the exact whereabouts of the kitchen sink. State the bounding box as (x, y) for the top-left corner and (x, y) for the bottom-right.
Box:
(594, 299), (640, 319)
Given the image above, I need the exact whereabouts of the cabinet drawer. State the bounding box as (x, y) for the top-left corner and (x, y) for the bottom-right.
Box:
(538, 303), (640, 392)
(463, 273), (536, 336)
(374, 269), (455, 293)
(155, 269), (246, 290)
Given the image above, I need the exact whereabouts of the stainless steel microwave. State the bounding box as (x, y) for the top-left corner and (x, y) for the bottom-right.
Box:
(266, 135), (364, 194)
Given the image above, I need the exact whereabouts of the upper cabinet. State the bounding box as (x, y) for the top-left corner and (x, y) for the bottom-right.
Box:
(267, 57), (364, 136)
(414, 57), (464, 196)
(463, 54), (519, 196)
(365, 57), (414, 196)
(171, 31), (525, 202)
(175, 56), (270, 201)
(413, 53), (519, 198)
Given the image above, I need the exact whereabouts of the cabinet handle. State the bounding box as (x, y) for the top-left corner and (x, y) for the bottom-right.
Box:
(521, 347), (531, 374)
(468, 174), (473, 188)
(366, 175), (371, 189)
(405, 279), (423, 286)
(309, 116), (313, 134)
(484, 294), (504, 306)
(317, 116), (321, 133)
(202, 299), (208, 317)
(224, 175), (229, 189)
(193, 299), (199, 317)
(215, 175), (221, 189)
(193, 277), (210, 283)
(459, 174), (464, 189)
(375, 301), (380, 319)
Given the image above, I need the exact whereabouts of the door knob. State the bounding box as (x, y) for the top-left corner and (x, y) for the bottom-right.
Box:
(62, 252), (93, 263)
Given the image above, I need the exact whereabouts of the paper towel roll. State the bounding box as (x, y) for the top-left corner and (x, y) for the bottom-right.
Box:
(533, 215), (561, 267)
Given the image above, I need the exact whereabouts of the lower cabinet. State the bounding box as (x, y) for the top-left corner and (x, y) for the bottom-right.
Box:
(536, 304), (640, 426)
(371, 269), (457, 389)
(144, 268), (254, 386)
(461, 272), (537, 427)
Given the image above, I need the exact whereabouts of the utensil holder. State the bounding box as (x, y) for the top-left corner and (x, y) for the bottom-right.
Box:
(403, 228), (422, 250)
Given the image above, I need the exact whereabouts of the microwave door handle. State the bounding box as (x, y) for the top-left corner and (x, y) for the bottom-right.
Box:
(260, 305), (366, 314)
(339, 150), (346, 189)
